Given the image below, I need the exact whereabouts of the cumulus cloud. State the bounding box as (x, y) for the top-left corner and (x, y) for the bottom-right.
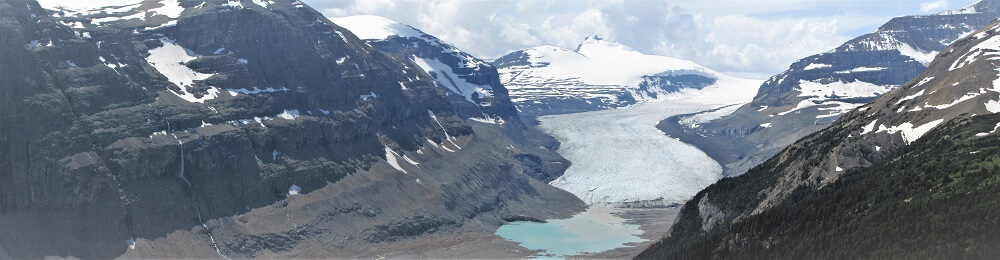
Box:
(920, 0), (949, 12)
(305, 0), (930, 77)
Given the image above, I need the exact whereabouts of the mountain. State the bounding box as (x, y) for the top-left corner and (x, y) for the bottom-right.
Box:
(328, 15), (570, 182)
(639, 14), (1000, 259)
(329, 15), (514, 122)
(0, 0), (583, 258)
(668, 0), (1000, 176)
(493, 37), (759, 116)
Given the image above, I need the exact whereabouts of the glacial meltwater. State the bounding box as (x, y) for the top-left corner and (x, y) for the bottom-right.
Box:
(495, 206), (645, 258)
(497, 83), (759, 257)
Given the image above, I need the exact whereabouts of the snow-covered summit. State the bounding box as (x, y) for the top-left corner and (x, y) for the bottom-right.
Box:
(494, 37), (757, 115)
(328, 15), (423, 40)
(36, 0), (144, 12)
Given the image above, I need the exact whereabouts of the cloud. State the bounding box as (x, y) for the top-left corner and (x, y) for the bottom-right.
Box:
(920, 0), (948, 12)
(306, 0), (901, 77)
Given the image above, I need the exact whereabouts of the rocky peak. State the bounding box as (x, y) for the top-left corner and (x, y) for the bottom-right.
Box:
(0, 1), (582, 258)
(331, 15), (513, 121)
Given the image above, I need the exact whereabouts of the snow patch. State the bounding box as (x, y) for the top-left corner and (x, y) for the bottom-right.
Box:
(925, 92), (979, 110)
(975, 122), (1000, 137)
(402, 155), (419, 165)
(986, 100), (1000, 113)
(860, 120), (878, 135)
(896, 90), (925, 105)
(226, 86), (289, 95)
(469, 116), (505, 125)
(428, 110), (461, 150)
(360, 92), (379, 101)
(679, 104), (743, 127)
(277, 110), (299, 120)
(876, 119), (945, 144)
(836, 67), (886, 74)
(951, 32), (1000, 71)
(412, 56), (493, 103)
(223, 0), (244, 8)
(384, 147), (407, 173)
(251, 0), (273, 8)
(803, 63), (832, 70)
(896, 44), (937, 65)
(148, 0), (184, 19)
(145, 38), (221, 103)
(288, 184), (301, 195)
(26, 40), (41, 49)
(777, 80), (891, 117)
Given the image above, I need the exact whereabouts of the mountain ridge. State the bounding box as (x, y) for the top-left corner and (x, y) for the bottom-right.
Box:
(665, 0), (1000, 176)
(639, 11), (1000, 259)
(0, 0), (584, 258)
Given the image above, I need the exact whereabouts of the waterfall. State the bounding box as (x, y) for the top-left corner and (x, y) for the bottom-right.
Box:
(178, 145), (191, 187)
(177, 140), (229, 259)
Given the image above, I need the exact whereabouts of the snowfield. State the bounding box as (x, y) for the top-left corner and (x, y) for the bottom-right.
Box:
(329, 15), (423, 40)
(541, 77), (760, 206)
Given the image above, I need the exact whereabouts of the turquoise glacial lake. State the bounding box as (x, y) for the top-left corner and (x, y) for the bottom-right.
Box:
(495, 206), (646, 258)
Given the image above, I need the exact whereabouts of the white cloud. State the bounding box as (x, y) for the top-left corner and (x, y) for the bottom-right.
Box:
(920, 0), (948, 12)
(305, 0), (946, 76)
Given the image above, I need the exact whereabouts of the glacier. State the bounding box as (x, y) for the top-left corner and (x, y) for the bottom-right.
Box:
(541, 77), (760, 206)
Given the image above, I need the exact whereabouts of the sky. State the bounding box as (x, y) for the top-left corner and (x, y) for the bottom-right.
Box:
(303, 0), (980, 79)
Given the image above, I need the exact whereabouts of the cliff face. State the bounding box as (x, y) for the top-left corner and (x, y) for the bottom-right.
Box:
(0, 0), (583, 258)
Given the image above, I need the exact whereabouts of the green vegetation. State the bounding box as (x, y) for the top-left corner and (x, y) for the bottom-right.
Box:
(639, 114), (1000, 259)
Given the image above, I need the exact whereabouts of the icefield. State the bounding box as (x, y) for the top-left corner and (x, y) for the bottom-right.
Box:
(541, 77), (760, 206)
